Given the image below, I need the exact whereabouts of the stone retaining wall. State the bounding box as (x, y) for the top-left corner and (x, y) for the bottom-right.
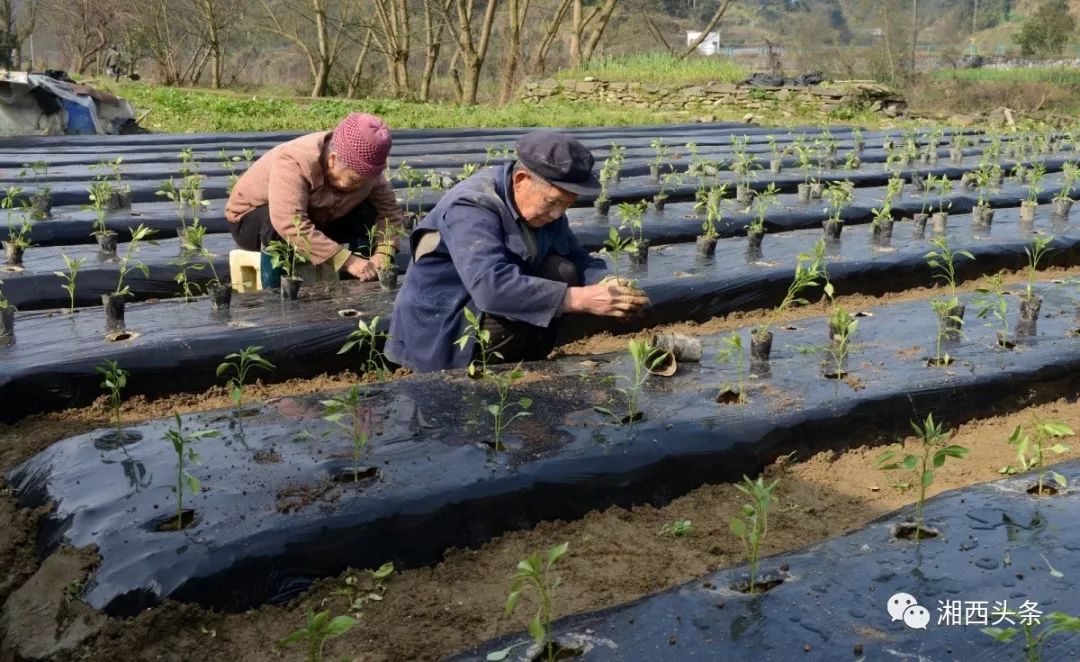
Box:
(519, 78), (907, 119)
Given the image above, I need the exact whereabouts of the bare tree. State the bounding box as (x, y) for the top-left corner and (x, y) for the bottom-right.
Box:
(679, 0), (735, 60)
(41, 0), (114, 74)
(443, 0), (500, 105)
(528, 0), (571, 75)
(345, 29), (373, 98)
(568, 0), (618, 67)
(499, 0), (529, 104)
(0, 0), (37, 69)
(369, 0), (411, 97)
(127, 0), (211, 86)
(261, 0), (356, 97)
(195, 0), (245, 88)
(420, 0), (453, 100)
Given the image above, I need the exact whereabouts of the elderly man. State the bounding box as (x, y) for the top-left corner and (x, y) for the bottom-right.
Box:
(388, 131), (649, 373)
(225, 112), (405, 281)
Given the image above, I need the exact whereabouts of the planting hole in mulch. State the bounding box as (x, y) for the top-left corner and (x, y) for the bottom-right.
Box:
(854, 311), (874, 318)
(925, 356), (955, 367)
(1, 264), (24, 273)
(105, 330), (139, 343)
(997, 337), (1017, 350)
(337, 309), (362, 318)
(1026, 483), (1063, 497)
(780, 325), (800, 331)
(93, 430), (143, 451)
(891, 522), (941, 540)
(330, 466), (380, 485)
(620, 411), (645, 425)
(823, 370), (848, 380)
(252, 449), (282, 464)
(730, 575), (785, 595)
(715, 388), (744, 405)
(529, 643), (585, 661)
(154, 509), (197, 532)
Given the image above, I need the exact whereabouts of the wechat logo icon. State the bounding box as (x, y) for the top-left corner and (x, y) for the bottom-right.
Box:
(888, 592), (930, 630)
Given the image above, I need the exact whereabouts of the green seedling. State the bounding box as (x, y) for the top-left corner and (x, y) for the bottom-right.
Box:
(0, 279), (8, 310)
(85, 179), (114, 236)
(649, 138), (671, 179)
(1057, 162), (1078, 202)
(1001, 418), (1074, 495)
(714, 332), (747, 403)
(339, 316), (391, 379)
(2, 186), (33, 251)
(871, 202), (892, 234)
(594, 339), (668, 424)
(885, 175), (904, 202)
(54, 255), (86, 314)
(1024, 235), (1053, 300)
(265, 216), (313, 279)
(729, 474), (780, 594)
(457, 162), (481, 181)
(95, 360), (129, 439)
(694, 183), (726, 240)
(504, 542), (569, 662)
(216, 345), (275, 411)
(163, 413), (218, 530)
(755, 240), (829, 341)
(926, 235), (973, 303)
(930, 174), (953, 214)
(982, 611), (1080, 662)
(454, 308), (532, 449)
(827, 305), (857, 378)
(749, 183), (779, 235)
(1026, 162), (1047, 204)
(322, 385), (372, 482)
(171, 256), (205, 302)
(114, 225), (157, 297)
(975, 272), (1010, 344)
(875, 413), (969, 540)
(660, 520), (694, 537)
(277, 609), (356, 662)
(731, 145), (758, 189)
(616, 200), (648, 249)
(598, 226), (635, 283)
(655, 170), (682, 205)
(18, 160), (50, 219)
(823, 180), (854, 223)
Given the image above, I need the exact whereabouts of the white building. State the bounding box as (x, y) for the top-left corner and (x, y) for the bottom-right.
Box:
(687, 31), (722, 56)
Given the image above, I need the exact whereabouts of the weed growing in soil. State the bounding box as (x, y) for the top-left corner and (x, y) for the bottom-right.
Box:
(337, 562), (394, 616)
(95, 360), (129, 438)
(714, 332), (747, 403)
(729, 475), (780, 594)
(876, 413), (969, 541)
(504, 542), (569, 662)
(322, 385), (372, 482)
(216, 345), (275, 411)
(277, 609), (356, 662)
(114, 225), (157, 297)
(660, 519), (694, 537)
(339, 316), (391, 379)
(983, 611), (1080, 662)
(163, 413), (218, 530)
(54, 255), (85, 313)
(975, 273), (1011, 345)
(456, 308), (532, 449)
(1001, 418), (1074, 494)
(1025, 236), (1053, 300)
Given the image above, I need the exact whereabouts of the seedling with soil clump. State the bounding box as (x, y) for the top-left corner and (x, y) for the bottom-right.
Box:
(750, 240), (828, 362)
(925, 236), (974, 365)
(160, 413), (219, 531)
(265, 216), (313, 300)
(1020, 236), (1053, 330)
(876, 413), (969, 541)
(1001, 418), (1074, 496)
(747, 183), (779, 249)
(2, 186), (33, 266)
(975, 272), (1013, 348)
(825, 305), (857, 380)
(822, 180), (853, 240)
(714, 332), (747, 404)
(694, 184), (725, 256)
(103, 225), (157, 334)
(729, 475), (781, 594)
(18, 161), (52, 219)
(616, 200), (649, 266)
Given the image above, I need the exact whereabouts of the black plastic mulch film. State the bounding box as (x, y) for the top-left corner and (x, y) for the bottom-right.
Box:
(8, 280), (1080, 618)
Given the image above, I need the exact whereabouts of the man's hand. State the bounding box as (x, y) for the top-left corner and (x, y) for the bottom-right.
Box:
(342, 254), (378, 281)
(562, 280), (650, 318)
(369, 250), (393, 272)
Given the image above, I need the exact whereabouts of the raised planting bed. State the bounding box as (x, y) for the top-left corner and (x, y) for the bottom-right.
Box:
(3, 201), (1079, 422)
(454, 459), (1080, 661)
(8, 279), (1080, 615)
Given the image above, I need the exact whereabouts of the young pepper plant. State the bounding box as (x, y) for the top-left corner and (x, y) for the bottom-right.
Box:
(322, 385), (373, 483)
(503, 542), (569, 662)
(277, 609), (356, 662)
(54, 254), (86, 314)
(339, 316), (392, 379)
(875, 413), (969, 541)
(595, 339), (668, 424)
(114, 225), (158, 298)
(982, 610), (1080, 662)
(95, 360), (129, 440)
(755, 240), (829, 341)
(216, 346), (276, 412)
(974, 272), (1011, 345)
(729, 475), (780, 594)
(163, 413), (219, 530)
(1024, 235), (1053, 300)
(714, 332), (747, 403)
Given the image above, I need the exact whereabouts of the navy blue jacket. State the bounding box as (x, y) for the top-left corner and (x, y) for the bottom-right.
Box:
(387, 162), (607, 373)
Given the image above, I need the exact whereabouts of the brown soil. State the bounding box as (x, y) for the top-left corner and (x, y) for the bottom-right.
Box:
(4, 268), (1080, 660)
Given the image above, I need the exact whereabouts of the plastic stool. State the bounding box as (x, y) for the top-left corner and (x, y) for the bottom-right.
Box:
(229, 249), (263, 292)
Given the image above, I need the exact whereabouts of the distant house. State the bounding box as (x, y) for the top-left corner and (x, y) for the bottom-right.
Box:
(687, 31), (722, 56)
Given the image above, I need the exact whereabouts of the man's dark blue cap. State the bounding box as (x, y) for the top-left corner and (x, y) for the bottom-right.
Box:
(514, 131), (601, 195)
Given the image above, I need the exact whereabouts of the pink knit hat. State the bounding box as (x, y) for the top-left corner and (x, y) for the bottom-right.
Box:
(331, 113), (392, 177)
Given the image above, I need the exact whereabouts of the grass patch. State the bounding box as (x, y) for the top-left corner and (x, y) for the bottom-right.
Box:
(101, 81), (710, 133)
(554, 51), (748, 85)
(932, 67), (1080, 85)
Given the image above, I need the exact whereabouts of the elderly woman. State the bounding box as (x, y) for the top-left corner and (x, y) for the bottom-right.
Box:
(225, 112), (405, 280)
